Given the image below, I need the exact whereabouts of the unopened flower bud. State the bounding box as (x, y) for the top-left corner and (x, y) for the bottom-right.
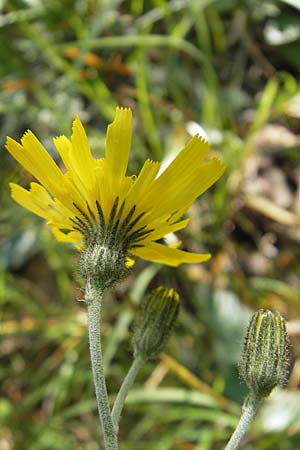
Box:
(239, 309), (291, 397)
(132, 287), (180, 359)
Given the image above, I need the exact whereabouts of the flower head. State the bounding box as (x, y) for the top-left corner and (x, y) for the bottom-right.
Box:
(6, 108), (224, 277)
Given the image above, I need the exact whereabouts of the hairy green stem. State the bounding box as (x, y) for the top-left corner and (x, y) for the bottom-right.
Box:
(111, 354), (145, 431)
(224, 393), (262, 450)
(86, 279), (118, 450)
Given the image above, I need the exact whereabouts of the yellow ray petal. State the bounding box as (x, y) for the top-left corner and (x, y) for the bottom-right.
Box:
(143, 158), (225, 221)
(10, 182), (76, 231)
(54, 135), (92, 209)
(105, 107), (132, 182)
(137, 136), (210, 214)
(6, 133), (65, 196)
(53, 135), (74, 173)
(122, 159), (160, 218)
(154, 135), (209, 189)
(130, 160), (160, 196)
(71, 116), (96, 186)
(70, 116), (100, 213)
(10, 182), (60, 221)
(169, 158), (225, 217)
(132, 241), (211, 267)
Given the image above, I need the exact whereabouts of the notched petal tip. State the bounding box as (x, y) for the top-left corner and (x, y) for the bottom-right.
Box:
(202, 156), (226, 177)
(71, 116), (90, 149)
(5, 135), (23, 154)
(113, 106), (133, 125)
(189, 133), (210, 150)
(72, 114), (85, 133)
(52, 134), (70, 154)
(5, 135), (15, 147)
(116, 106), (132, 113)
(211, 157), (226, 174)
(105, 106), (133, 182)
(193, 133), (209, 146)
(20, 129), (37, 146)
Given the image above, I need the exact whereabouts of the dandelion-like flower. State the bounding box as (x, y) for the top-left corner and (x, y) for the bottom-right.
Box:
(6, 107), (224, 285)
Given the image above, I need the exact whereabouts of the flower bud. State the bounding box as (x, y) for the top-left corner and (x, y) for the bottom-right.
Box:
(239, 309), (291, 397)
(132, 287), (180, 359)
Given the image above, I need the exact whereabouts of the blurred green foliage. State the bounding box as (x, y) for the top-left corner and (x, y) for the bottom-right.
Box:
(1, 1), (300, 449)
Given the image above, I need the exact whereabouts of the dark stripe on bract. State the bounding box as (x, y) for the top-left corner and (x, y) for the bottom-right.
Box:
(73, 196), (156, 253)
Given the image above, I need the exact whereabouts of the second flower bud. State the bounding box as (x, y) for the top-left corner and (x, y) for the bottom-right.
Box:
(132, 286), (180, 359)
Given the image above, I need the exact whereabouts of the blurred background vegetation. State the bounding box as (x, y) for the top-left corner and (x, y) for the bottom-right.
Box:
(1, 0), (300, 449)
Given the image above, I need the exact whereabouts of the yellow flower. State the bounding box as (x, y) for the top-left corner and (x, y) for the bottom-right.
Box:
(6, 107), (224, 268)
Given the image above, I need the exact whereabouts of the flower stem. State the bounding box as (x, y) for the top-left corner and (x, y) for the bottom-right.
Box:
(112, 354), (145, 431)
(224, 393), (262, 450)
(86, 279), (118, 450)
